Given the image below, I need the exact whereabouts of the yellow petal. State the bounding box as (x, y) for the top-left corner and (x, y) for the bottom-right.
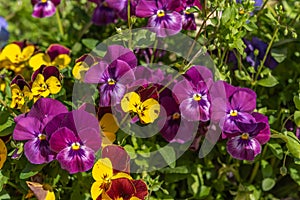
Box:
(2, 44), (21, 63)
(139, 98), (160, 124)
(29, 53), (51, 71)
(23, 85), (33, 101)
(45, 191), (55, 200)
(130, 197), (141, 200)
(100, 113), (119, 145)
(45, 76), (61, 94)
(21, 45), (35, 61)
(0, 138), (7, 169)
(72, 61), (89, 80)
(111, 172), (133, 180)
(10, 84), (24, 109)
(52, 54), (71, 70)
(91, 181), (104, 200)
(92, 158), (113, 181)
(121, 92), (140, 113)
(32, 74), (50, 97)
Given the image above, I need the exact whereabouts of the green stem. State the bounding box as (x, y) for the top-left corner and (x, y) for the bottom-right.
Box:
(249, 145), (268, 183)
(77, 21), (92, 41)
(55, 10), (64, 37)
(150, 39), (158, 65)
(127, 0), (133, 49)
(254, 28), (279, 82)
(0, 98), (17, 117)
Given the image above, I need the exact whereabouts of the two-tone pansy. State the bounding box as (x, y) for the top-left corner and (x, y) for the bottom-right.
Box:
(72, 54), (99, 81)
(29, 44), (71, 71)
(10, 75), (32, 111)
(135, 0), (183, 37)
(31, 65), (62, 101)
(176, 0), (202, 30)
(31, 0), (61, 18)
(13, 98), (68, 164)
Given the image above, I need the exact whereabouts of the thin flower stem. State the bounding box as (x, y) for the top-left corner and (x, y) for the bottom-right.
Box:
(77, 21), (92, 41)
(254, 28), (279, 82)
(249, 145), (268, 183)
(0, 98), (17, 117)
(55, 10), (64, 37)
(127, 0), (133, 49)
(150, 39), (158, 65)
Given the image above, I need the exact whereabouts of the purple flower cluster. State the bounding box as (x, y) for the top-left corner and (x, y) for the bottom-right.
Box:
(88, 0), (201, 36)
(13, 98), (101, 174)
(81, 44), (271, 161)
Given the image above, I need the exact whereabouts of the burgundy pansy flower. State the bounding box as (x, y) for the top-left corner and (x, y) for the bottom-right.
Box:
(31, 0), (61, 18)
(158, 96), (196, 143)
(212, 81), (257, 136)
(13, 98), (68, 164)
(135, 0), (183, 37)
(84, 45), (136, 106)
(226, 120), (267, 161)
(48, 110), (101, 174)
(102, 145), (130, 174)
(173, 66), (213, 122)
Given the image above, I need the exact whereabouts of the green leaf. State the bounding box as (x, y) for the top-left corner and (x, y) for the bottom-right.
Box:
(289, 164), (300, 186)
(187, 174), (200, 195)
(294, 96), (300, 110)
(0, 116), (15, 137)
(186, 6), (201, 14)
(82, 38), (99, 49)
(262, 178), (276, 191)
(0, 190), (10, 200)
(0, 171), (9, 191)
(19, 163), (46, 179)
(221, 7), (232, 24)
(124, 145), (136, 159)
(286, 131), (300, 159)
(267, 142), (283, 159)
(159, 166), (189, 174)
(257, 74), (279, 87)
(159, 146), (176, 168)
(294, 111), (300, 127)
(271, 48), (287, 63)
(261, 160), (273, 178)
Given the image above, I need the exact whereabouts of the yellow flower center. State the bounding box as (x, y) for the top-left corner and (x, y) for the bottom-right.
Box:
(230, 110), (238, 117)
(107, 78), (116, 85)
(241, 133), (249, 140)
(71, 142), (81, 150)
(184, 7), (191, 15)
(172, 112), (180, 120)
(41, 0), (48, 3)
(38, 134), (47, 141)
(157, 10), (165, 17)
(193, 93), (202, 101)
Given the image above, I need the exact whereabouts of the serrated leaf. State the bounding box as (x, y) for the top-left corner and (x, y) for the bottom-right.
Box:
(262, 178), (276, 191)
(294, 111), (300, 127)
(257, 74), (279, 87)
(19, 163), (46, 179)
(294, 96), (300, 111)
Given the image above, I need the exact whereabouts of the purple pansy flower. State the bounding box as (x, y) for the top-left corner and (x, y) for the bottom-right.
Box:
(31, 0), (61, 18)
(84, 45), (136, 106)
(158, 96), (196, 143)
(243, 37), (278, 70)
(135, 0), (182, 37)
(226, 121), (267, 161)
(212, 81), (257, 135)
(176, 0), (202, 30)
(48, 110), (101, 174)
(13, 98), (68, 164)
(173, 66), (212, 122)
(0, 16), (9, 47)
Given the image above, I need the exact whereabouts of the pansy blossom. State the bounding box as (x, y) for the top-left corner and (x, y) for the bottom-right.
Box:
(48, 110), (101, 174)
(135, 0), (182, 37)
(10, 75), (32, 111)
(29, 44), (71, 71)
(31, 65), (62, 101)
(31, 0), (61, 18)
(13, 98), (68, 164)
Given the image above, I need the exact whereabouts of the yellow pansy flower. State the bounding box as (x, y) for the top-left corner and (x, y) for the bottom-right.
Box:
(10, 84), (32, 110)
(121, 92), (160, 124)
(31, 74), (61, 101)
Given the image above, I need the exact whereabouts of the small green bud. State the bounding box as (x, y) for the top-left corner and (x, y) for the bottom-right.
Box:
(131, 16), (137, 24)
(284, 28), (288, 36)
(292, 32), (298, 39)
(115, 27), (122, 34)
(280, 166), (287, 176)
(254, 49), (259, 56)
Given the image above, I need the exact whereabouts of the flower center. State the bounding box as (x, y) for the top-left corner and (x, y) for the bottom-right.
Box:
(41, 0), (48, 3)
(38, 134), (47, 141)
(241, 133), (249, 140)
(157, 10), (165, 17)
(230, 109), (238, 117)
(172, 112), (180, 120)
(184, 6), (191, 15)
(107, 78), (116, 85)
(193, 93), (202, 101)
(71, 142), (81, 150)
